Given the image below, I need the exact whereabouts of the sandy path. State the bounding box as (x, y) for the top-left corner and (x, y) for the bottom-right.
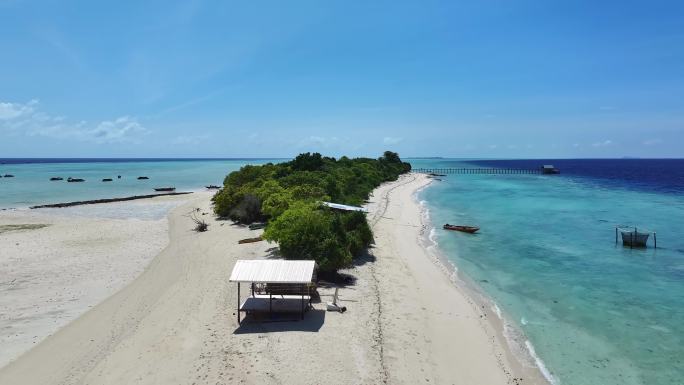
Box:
(0, 173), (547, 385)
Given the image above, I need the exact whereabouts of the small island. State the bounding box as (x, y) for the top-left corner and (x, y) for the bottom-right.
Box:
(213, 151), (411, 272)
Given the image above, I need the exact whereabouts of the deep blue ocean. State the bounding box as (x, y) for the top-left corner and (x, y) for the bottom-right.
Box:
(1, 158), (683, 384)
(411, 158), (684, 385)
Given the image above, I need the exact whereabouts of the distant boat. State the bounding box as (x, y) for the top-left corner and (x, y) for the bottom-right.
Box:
(102, 178), (113, 182)
(541, 165), (560, 174)
(67, 177), (85, 183)
(154, 187), (176, 192)
(443, 224), (480, 233)
(137, 176), (149, 180)
(205, 185), (221, 189)
(50, 177), (63, 181)
(4, 174), (14, 178)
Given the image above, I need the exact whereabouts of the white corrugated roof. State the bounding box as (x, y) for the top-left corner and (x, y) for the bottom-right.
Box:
(322, 201), (368, 213)
(229, 260), (316, 283)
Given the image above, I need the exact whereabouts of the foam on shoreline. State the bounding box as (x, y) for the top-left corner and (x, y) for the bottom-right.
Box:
(413, 177), (555, 384)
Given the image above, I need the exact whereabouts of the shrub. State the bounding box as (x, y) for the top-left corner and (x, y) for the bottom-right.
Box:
(213, 151), (411, 271)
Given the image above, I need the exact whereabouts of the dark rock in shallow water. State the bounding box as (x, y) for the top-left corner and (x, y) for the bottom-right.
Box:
(30, 191), (193, 209)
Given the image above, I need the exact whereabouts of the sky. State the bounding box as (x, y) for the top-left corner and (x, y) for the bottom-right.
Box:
(1, 0), (683, 158)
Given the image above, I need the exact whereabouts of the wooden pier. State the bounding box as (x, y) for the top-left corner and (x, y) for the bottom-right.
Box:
(414, 168), (543, 175)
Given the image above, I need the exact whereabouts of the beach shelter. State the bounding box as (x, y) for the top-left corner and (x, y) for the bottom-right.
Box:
(229, 260), (317, 323)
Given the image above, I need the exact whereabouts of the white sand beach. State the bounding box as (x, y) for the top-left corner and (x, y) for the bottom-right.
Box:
(0, 174), (547, 384)
(0, 194), (198, 368)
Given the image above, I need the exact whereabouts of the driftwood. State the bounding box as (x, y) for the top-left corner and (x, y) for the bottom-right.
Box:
(238, 236), (263, 244)
(30, 192), (193, 209)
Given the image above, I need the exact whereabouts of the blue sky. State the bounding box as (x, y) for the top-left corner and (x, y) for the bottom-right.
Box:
(1, 0), (683, 158)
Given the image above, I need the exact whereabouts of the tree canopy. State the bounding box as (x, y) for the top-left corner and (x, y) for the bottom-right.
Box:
(213, 152), (411, 271)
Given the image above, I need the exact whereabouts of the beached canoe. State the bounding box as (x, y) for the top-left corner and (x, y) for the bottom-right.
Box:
(154, 187), (176, 192)
(443, 224), (480, 233)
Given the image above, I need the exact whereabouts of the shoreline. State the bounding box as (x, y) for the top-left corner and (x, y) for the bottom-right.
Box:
(369, 173), (548, 384)
(413, 178), (555, 384)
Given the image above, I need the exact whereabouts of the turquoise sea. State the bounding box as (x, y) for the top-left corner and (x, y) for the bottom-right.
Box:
(0, 159), (275, 209)
(411, 159), (684, 385)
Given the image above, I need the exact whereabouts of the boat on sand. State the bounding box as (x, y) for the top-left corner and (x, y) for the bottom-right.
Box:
(154, 187), (176, 192)
(443, 224), (480, 233)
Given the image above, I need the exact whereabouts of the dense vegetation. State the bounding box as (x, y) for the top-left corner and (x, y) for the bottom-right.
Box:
(213, 152), (411, 271)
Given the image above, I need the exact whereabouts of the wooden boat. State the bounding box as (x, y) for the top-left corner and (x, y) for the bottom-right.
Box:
(248, 222), (266, 230)
(50, 177), (63, 181)
(102, 178), (113, 182)
(67, 177), (85, 182)
(4, 174), (14, 178)
(205, 185), (221, 189)
(443, 224), (480, 233)
(238, 236), (263, 244)
(137, 176), (149, 180)
(154, 187), (176, 192)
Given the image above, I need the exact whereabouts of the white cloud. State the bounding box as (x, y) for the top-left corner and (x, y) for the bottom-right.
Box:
(643, 138), (662, 146)
(382, 136), (403, 145)
(592, 139), (613, 147)
(0, 99), (37, 120)
(0, 100), (148, 144)
(87, 117), (147, 144)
